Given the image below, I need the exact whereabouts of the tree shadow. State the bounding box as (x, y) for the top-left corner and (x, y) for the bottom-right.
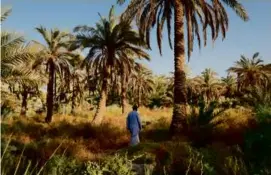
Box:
(1, 118), (130, 162)
(140, 118), (171, 143)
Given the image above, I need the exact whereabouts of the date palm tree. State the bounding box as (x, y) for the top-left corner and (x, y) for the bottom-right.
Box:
(221, 74), (236, 98)
(228, 52), (270, 91)
(1, 32), (32, 79)
(33, 26), (76, 123)
(73, 6), (149, 125)
(119, 55), (137, 114)
(195, 68), (222, 103)
(128, 63), (154, 106)
(118, 0), (248, 134)
(149, 75), (172, 108)
(6, 59), (46, 116)
(1, 7), (43, 116)
(70, 68), (85, 114)
(186, 77), (202, 105)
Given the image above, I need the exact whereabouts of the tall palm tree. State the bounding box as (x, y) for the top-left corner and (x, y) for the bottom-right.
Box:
(73, 6), (149, 125)
(128, 64), (154, 106)
(107, 55), (137, 113)
(33, 26), (76, 123)
(118, 0), (248, 134)
(228, 52), (270, 91)
(109, 53), (149, 113)
(167, 67), (192, 105)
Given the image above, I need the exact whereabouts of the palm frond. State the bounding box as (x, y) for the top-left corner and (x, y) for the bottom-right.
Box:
(221, 0), (249, 21)
(1, 31), (25, 50)
(74, 5), (150, 88)
(117, 0), (126, 5)
(1, 6), (12, 22)
(35, 26), (51, 47)
(252, 52), (259, 59)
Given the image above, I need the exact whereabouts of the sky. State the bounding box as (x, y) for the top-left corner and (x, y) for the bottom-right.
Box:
(2, 0), (271, 77)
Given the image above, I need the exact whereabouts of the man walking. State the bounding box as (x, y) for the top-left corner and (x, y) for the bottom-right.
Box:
(126, 105), (142, 146)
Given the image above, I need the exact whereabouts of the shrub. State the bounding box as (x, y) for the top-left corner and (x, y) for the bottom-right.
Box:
(243, 122), (271, 174)
(255, 105), (271, 123)
(141, 117), (170, 142)
(184, 147), (216, 175)
(242, 105), (271, 174)
(1, 99), (16, 118)
(223, 155), (248, 175)
(43, 155), (84, 175)
(187, 100), (230, 146)
(84, 153), (140, 175)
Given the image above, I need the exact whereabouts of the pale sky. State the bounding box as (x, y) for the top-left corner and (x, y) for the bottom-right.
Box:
(2, 0), (271, 77)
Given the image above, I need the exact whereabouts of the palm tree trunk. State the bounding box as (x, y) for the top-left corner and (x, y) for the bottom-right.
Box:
(92, 78), (108, 125)
(170, 1), (188, 135)
(137, 87), (141, 107)
(54, 73), (59, 112)
(45, 60), (55, 123)
(87, 67), (91, 96)
(237, 73), (241, 92)
(71, 80), (75, 115)
(121, 74), (128, 114)
(54, 73), (57, 99)
(20, 90), (28, 116)
(206, 90), (210, 104)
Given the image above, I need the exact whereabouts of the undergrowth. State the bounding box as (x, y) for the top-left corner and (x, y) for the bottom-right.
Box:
(1, 106), (270, 174)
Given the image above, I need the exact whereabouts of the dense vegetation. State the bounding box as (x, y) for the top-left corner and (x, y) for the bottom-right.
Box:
(1, 1), (271, 175)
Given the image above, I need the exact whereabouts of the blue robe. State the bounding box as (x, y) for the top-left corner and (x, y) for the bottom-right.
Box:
(126, 111), (142, 146)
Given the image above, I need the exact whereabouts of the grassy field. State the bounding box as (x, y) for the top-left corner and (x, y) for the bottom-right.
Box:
(2, 105), (266, 175)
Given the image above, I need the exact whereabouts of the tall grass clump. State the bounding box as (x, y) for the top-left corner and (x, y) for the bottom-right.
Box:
(1, 136), (63, 175)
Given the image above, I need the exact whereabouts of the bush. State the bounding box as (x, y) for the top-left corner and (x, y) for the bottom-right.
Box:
(242, 105), (271, 174)
(45, 153), (139, 175)
(86, 153), (137, 175)
(141, 117), (170, 142)
(43, 155), (84, 175)
(255, 105), (271, 123)
(1, 99), (16, 118)
(243, 123), (271, 174)
(187, 100), (230, 146)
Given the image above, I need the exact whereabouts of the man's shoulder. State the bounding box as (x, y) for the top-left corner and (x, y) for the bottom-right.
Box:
(128, 111), (138, 116)
(127, 111), (133, 117)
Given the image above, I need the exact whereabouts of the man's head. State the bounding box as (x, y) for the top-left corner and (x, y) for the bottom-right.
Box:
(132, 105), (138, 111)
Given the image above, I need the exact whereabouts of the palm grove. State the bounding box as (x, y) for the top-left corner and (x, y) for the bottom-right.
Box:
(1, 1), (271, 137)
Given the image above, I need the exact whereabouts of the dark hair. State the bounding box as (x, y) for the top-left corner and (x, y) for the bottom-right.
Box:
(132, 105), (138, 111)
